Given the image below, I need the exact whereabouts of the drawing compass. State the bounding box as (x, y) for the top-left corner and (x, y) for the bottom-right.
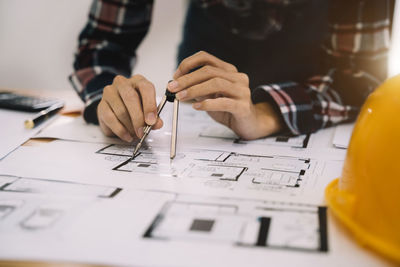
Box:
(132, 86), (179, 159)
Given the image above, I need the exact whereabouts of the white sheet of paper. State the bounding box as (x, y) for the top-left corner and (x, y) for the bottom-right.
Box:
(0, 186), (390, 267)
(0, 136), (344, 205)
(1, 102), (390, 266)
(36, 96), (171, 145)
(0, 109), (58, 159)
(333, 123), (355, 149)
(35, 115), (126, 144)
(35, 102), (347, 160)
(1, 102), (346, 206)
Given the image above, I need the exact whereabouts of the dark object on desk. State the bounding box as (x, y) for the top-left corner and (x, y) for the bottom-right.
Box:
(24, 102), (64, 129)
(0, 92), (62, 112)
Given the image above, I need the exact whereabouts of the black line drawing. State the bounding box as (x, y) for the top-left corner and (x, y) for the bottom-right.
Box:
(98, 145), (312, 192)
(0, 175), (122, 198)
(0, 200), (23, 220)
(20, 207), (63, 230)
(234, 134), (311, 149)
(144, 195), (328, 252)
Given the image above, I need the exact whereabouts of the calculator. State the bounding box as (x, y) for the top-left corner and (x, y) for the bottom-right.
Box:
(0, 92), (63, 112)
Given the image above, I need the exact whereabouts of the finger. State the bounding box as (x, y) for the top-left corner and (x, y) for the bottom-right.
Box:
(103, 83), (135, 135)
(98, 100), (133, 142)
(169, 65), (245, 93)
(173, 51), (237, 79)
(99, 120), (113, 137)
(152, 117), (164, 130)
(113, 76), (146, 138)
(176, 78), (245, 101)
(130, 76), (158, 125)
(192, 97), (238, 114)
(97, 101), (114, 137)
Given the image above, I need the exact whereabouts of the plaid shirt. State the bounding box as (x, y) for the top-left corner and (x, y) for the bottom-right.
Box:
(70, 0), (391, 135)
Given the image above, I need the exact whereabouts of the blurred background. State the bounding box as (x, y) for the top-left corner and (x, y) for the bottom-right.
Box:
(0, 0), (186, 96)
(0, 0), (399, 98)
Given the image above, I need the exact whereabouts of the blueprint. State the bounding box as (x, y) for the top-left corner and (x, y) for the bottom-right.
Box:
(0, 177), (326, 253)
(100, 145), (312, 191)
(144, 194), (328, 252)
(0, 102), (383, 267)
(0, 179), (387, 267)
(35, 103), (347, 159)
(0, 139), (344, 204)
(0, 174), (122, 235)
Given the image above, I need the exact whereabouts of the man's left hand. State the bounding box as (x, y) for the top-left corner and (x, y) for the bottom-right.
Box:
(168, 51), (282, 140)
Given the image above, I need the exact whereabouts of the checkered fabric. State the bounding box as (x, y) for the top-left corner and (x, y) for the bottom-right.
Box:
(70, 0), (391, 134)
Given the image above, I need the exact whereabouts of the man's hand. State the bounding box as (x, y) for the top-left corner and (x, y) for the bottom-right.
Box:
(168, 51), (282, 140)
(97, 75), (163, 142)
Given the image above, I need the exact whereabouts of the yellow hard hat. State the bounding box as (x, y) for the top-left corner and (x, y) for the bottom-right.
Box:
(325, 74), (400, 263)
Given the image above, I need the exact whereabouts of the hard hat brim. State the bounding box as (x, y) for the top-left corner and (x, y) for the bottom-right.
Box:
(325, 178), (400, 263)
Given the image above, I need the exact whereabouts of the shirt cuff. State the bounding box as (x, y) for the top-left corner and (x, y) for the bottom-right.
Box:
(69, 71), (117, 124)
(83, 92), (102, 124)
(252, 82), (316, 135)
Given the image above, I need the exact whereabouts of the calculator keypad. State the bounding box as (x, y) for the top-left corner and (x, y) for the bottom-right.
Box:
(0, 92), (62, 112)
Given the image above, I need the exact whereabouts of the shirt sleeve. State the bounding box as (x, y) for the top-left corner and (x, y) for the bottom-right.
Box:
(69, 0), (154, 124)
(252, 0), (391, 135)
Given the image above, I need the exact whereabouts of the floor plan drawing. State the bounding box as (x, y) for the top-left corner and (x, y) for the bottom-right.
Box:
(0, 199), (23, 221)
(97, 145), (311, 192)
(2, 99), (386, 267)
(0, 175), (123, 233)
(235, 134), (311, 149)
(0, 175), (122, 198)
(197, 125), (311, 149)
(0, 175), (122, 232)
(19, 205), (64, 230)
(0, 185), (174, 246)
(0, 192), (90, 233)
(144, 194), (328, 252)
(0, 139), (339, 204)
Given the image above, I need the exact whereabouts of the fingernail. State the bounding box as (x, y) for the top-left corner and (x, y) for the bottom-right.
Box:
(146, 112), (156, 125)
(124, 134), (133, 143)
(137, 127), (144, 138)
(176, 90), (187, 100)
(192, 102), (201, 109)
(168, 80), (179, 91)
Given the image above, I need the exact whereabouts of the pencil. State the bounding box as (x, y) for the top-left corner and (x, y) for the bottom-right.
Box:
(24, 102), (64, 129)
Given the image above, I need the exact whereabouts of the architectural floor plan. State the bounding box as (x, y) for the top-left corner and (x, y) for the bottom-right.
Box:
(144, 194), (327, 252)
(0, 110), (385, 267)
(95, 144), (332, 199)
(0, 175), (122, 232)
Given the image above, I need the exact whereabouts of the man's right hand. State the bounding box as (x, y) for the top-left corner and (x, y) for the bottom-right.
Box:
(97, 74), (163, 142)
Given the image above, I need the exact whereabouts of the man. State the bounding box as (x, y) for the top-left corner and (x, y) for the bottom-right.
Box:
(70, 0), (391, 142)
